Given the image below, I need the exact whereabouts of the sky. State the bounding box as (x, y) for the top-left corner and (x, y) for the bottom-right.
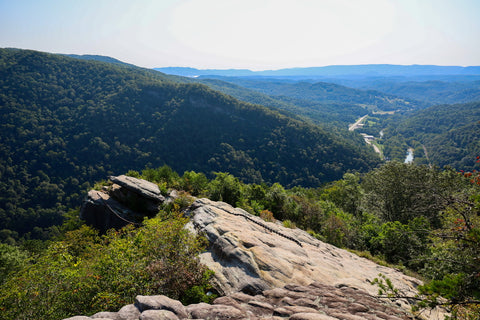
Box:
(1, 0), (479, 70)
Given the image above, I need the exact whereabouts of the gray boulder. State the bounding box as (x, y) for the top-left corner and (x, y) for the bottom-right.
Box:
(186, 303), (245, 320)
(80, 175), (168, 232)
(109, 175), (164, 203)
(118, 304), (141, 320)
(91, 311), (121, 319)
(140, 309), (179, 320)
(135, 295), (188, 319)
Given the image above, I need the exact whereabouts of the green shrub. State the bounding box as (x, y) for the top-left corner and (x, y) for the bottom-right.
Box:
(282, 219), (296, 229)
(0, 243), (29, 284)
(0, 211), (211, 320)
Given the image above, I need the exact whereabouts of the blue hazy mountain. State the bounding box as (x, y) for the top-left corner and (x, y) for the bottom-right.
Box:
(155, 64), (480, 78)
(155, 67), (256, 77)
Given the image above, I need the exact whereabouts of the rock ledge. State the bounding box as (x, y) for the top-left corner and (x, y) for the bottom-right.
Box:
(64, 282), (412, 320)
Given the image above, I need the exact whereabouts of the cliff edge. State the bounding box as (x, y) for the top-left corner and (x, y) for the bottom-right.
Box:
(71, 176), (445, 320)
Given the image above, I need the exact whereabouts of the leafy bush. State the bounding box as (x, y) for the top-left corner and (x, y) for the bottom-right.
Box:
(0, 243), (29, 284)
(282, 220), (296, 229)
(0, 212), (211, 320)
(259, 209), (275, 222)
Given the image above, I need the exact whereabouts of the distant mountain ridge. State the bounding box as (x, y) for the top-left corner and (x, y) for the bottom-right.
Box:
(156, 67), (256, 77)
(155, 64), (480, 78)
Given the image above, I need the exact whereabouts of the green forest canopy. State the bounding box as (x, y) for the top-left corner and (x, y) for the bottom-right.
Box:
(0, 48), (379, 239)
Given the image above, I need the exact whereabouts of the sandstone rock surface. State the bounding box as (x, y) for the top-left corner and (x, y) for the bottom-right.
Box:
(187, 198), (420, 299)
(109, 175), (165, 203)
(80, 175), (169, 232)
(79, 189), (144, 233)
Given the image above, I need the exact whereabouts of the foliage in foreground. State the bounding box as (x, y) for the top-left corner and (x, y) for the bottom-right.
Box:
(0, 210), (212, 320)
(1, 160), (479, 319)
(108, 162), (480, 318)
(135, 162), (480, 319)
(370, 165), (480, 319)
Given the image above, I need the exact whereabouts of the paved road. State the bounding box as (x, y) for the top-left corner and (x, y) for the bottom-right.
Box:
(348, 115), (368, 131)
(349, 115), (383, 157)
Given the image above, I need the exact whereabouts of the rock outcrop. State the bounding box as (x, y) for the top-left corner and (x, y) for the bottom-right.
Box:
(80, 175), (170, 233)
(109, 175), (165, 204)
(187, 198), (420, 300)
(72, 176), (444, 320)
(64, 282), (413, 320)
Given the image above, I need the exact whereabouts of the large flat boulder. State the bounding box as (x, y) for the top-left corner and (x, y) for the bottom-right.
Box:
(187, 198), (421, 298)
(109, 175), (164, 202)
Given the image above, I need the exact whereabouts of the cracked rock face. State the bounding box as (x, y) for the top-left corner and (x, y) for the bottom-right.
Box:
(187, 198), (420, 299)
(185, 198), (447, 319)
(80, 175), (168, 232)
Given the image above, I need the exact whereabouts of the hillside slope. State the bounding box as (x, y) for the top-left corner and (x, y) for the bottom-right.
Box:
(199, 77), (421, 113)
(341, 79), (480, 105)
(64, 187), (436, 320)
(0, 48), (379, 237)
(387, 101), (480, 168)
(197, 78), (369, 126)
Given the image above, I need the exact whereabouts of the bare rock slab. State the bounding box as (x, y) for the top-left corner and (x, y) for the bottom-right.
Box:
(110, 175), (164, 202)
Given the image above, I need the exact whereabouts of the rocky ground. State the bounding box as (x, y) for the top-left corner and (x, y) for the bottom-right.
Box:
(64, 281), (416, 320)
(187, 198), (423, 299)
(69, 176), (446, 320)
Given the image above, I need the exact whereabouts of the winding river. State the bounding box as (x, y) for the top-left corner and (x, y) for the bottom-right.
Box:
(404, 148), (414, 163)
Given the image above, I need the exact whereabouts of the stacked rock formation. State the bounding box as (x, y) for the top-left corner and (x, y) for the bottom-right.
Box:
(64, 282), (413, 320)
(80, 175), (167, 233)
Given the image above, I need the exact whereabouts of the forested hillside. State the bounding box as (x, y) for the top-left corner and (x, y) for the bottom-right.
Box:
(337, 78), (480, 105)
(157, 65), (480, 112)
(381, 101), (480, 168)
(199, 77), (420, 112)
(197, 78), (369, 126)
(2, 51), (479, 319)
(2, 163), (479, 319)
(0, 48), (379, 239)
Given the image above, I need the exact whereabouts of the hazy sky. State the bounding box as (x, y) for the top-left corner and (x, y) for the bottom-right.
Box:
(1, 0), (479, 70)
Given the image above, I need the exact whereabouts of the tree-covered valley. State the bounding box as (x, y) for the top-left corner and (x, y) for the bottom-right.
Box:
(178, 69), (480, 171)
(0, 48), (379, 240)
(1, 49), (480, 319)
(196, 76), (423, 127)
(382, 101), (480, 168)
